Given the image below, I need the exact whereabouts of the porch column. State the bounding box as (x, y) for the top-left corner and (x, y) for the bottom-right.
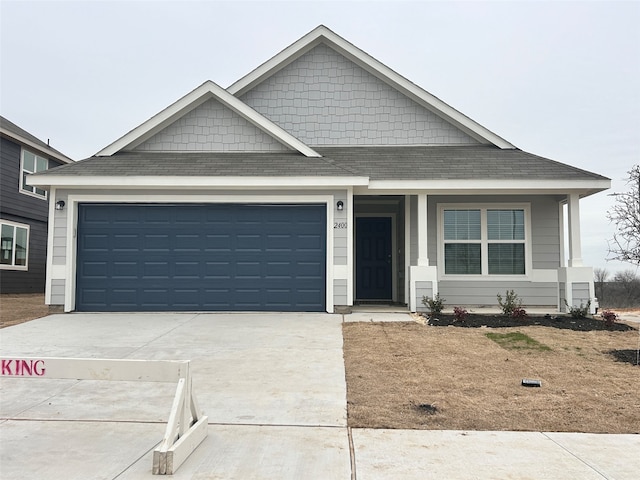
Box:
(409, 193), (438, 312)
(558, 193), (594, 314)
(417, 193), (429, 266)
(567, 193), (583, 267)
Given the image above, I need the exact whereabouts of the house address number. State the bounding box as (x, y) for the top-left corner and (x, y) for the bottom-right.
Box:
(334, 222), (347, 229)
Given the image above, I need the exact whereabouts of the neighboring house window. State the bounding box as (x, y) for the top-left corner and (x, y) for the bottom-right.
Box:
(0, 221), (29, 270)
(441, 205), (528, 276)
(21, 150), (48, 198)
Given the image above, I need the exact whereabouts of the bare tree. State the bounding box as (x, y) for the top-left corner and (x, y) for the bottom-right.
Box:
(593, 267), (609, 305)
(607, 165), (640, 265)
(612, 270), (640, 307)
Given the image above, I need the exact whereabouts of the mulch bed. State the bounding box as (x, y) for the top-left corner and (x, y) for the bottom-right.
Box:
(426, 313), (636, 332)
(608, 349), (640, 366)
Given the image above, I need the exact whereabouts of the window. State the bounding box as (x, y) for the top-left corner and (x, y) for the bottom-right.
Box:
(441, 206), (528, 276)
(21, 150), (48, 198)
(443, 209), (481, 274)
(487, 209), (525, 275)
(0, 221), (29, 270)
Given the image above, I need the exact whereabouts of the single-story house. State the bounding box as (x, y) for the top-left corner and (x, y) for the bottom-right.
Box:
(29, 25), (610, 314)
(1, 116), (74, 293)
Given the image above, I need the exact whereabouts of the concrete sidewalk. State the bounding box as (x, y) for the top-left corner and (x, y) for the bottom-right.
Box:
(1, 312), (638, 479)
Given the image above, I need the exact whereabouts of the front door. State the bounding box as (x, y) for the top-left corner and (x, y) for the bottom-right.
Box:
(356, 217), (392, 301)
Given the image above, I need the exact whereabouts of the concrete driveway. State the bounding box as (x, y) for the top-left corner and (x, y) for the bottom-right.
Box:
(1, 312), (639, 479)
(0, 313), (349, 479)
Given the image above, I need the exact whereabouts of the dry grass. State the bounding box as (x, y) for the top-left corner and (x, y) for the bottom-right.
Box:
(0, 294), (49, 328)
(343, 321), (640, 433)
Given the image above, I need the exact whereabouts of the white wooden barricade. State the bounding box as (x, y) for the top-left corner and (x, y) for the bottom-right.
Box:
(0, 357), (208, 475)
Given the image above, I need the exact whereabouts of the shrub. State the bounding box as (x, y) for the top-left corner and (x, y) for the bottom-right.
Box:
(601, 309), (618, 328)
(422, 294), (445, 316)
(564, 300), (591, 319)
(511, 307), (528, 320)
(497, 290), (522, 316)
(453, 306), (468, 323)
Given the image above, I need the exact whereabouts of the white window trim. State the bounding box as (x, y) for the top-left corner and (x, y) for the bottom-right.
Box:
(437, 203), (532, 280)
(20, 149), (48, 200)
(0, 219), (30, 271)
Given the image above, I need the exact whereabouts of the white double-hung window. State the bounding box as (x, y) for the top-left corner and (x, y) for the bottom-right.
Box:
(440, 205), (529, 277)
(0, 221), (30, 270)
(21, 150), (48, 198)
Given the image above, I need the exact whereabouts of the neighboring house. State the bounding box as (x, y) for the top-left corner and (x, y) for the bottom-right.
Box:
(1, 116), (73, 293)
(29, 26), (610, 313)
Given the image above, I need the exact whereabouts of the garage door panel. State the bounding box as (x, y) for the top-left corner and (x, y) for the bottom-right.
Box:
(76, 204), (326, 311)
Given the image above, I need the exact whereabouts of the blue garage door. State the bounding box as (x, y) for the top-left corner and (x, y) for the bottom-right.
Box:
(76, 204), (326, 312)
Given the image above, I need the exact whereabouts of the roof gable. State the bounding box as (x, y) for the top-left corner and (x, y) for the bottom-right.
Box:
(133, 98), (291, 153)
(228, 25), (515, 149)
(239, 43), (480, 146)
(96, 81), (321, 157)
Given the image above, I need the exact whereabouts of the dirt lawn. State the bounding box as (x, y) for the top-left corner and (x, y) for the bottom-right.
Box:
(4, 295), (639, 433)
(343, 321), (640, 434)
(0, 294), (49, 328)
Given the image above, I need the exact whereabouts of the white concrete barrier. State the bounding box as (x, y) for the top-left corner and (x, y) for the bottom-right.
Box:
(1, 357), (208, 475)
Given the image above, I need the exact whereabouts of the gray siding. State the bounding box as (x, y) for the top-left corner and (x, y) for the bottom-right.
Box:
(415, 281), (433, 313)
(439, 281), (558, 307)
(334, 279), (348, 306)
(240, 44), (479, 146)
(530, 196), (562, 269)
(571, 282), (591, 307)
(1, 137), (64, 293)
(0, 213), (48, 293)
(0, 137), (52, 223)
(333, 193), (348, 265)
(135, 99), (291, 152)
(50, 279), (65, 305)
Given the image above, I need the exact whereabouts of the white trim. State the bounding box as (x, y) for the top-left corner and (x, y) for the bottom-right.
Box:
(65, 198), (76, 312)
(227, 26), (515, 149)
(27, 175), (368, 188)
(437, 203), (532, 281)
(326, 200), (335, 313)
(44, 187), (56, 304)
(95, 81), (320, 158)
(20, 149), (49, 200)
(346, 187), (354, 306)
(417, 194), (428, 266)
(0, 219), (30, 271)
(559, 202), (566, 267)
(366, 178), (611, 195)
(28, 175), (610, 200)
(0, 127), (74, 164)
(404, 195), (411, 306)
(567, 193), (583, 267)
(64, 193), (335, 313)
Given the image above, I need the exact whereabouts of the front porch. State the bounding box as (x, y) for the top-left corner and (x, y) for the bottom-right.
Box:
(344, 193), (596, 314)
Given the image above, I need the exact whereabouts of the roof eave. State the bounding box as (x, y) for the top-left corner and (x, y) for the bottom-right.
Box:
(0, 128), (74, 164)
(363, 178), (611, 197)
(27, 174), (368, 188)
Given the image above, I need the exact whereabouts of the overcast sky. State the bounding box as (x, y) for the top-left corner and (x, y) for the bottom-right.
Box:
(1, 0), (639, 277)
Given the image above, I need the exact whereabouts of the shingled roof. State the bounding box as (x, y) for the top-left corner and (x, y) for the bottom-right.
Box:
(0, 115), (73, 164)
(37, 145), (607, 182)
